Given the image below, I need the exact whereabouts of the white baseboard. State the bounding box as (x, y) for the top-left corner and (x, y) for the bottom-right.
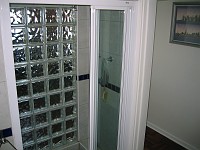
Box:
(147, 121), (198, 150)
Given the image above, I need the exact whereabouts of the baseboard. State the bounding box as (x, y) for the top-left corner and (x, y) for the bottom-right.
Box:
(147, 121), (198, 150)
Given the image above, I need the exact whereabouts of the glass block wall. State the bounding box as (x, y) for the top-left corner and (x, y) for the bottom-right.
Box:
(10, 4), (77, 149)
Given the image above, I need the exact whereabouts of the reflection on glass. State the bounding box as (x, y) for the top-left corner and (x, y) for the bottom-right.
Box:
(11, 28), (25, 44)
(52, 136), (62, 146)
(36, 127), (48, 139)
(50, 93), (61, 106)
(31, 63), (44, 78)
(10, 8), (24, 25)
(18, 101), (30, 114)
(34, 97), (46, 110)
(47, 26), (58, 41)
(46, 8), (57, 23)
(22, 131), (34, 143)
(20, 117), (32, 130)
(28, 27), (43, 42)
(47, 44), (59, 58)
(29, 46), (44, 61)
(15, 66), (27, 81)
(13, 47), (26, 63)
(27, 8), (41, 24)
(97, 10), (124, 150)
(48, 61), (59, 75)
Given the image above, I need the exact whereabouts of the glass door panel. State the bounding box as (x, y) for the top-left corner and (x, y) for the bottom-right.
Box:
(97, 10), (124, 150)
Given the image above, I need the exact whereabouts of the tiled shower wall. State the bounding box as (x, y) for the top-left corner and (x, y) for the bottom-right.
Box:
(77, 6), (90, 150)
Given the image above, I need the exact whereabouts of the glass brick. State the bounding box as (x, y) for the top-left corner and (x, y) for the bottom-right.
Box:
(37, 140), (49, 149)
(62, 8), (76, 23)
(51, 109), (61, 121)
(32, 81), (45, 94)
(66, 119), (75, 130)
(24, 145), (35, 150)
(65, 91), (74, 102)
(17, 83), (29, 98)
(46, 26), (58, 41)
(49, 78), (60, 91)
(64, 75), (74, 88)
(13, 47), (26, 63)
(45, 8), (58, 23)
(50, 93), (61, 106)
(36, 127), (48, 139)
(65, 106), (75, 116)
(22, 131), (34, 144)
(20, 116), (32, 130)
(35, 113), (48, 125)
(52, 136), (62, 146)
(34, 97), (46, 110)
(52, 123), (62, 134)
(63, 43), (74, 57)
(11, 28), (25, 45)
(64, 60), (74, 73)
(10, 8), (24, 25)
(27, 8), (41, 24)
(29, 45), (44, 61)
(47, 44), (59, 58)
(28, 27), (43, 43)
(63, 26), (75, 41)
(18, 100), (30, 114)
(48, 61), (59, 75)
(37, 141), (49, 150)
(66, 132), (75, 141)
(31, 63), (44, 78)
(15, 66), (27, 81)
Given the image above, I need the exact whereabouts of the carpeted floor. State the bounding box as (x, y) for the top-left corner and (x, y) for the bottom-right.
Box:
(144, 127), (187, 150)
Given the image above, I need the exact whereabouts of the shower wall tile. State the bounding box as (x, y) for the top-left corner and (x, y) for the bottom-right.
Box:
(78, 19), (90, 49)
(78, 6), (90, 21)
(0, 82), (11, 129)
(78, 80), (89, 106)
(79, 123), (89, 141)
(78, 49), (90, 75)
(80, 138), (89, 150)
(77, 6), (90, 147)
(79, 103), (89, 127)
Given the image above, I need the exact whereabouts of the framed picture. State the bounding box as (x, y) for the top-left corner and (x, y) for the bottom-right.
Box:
(170, 3), (200, 47)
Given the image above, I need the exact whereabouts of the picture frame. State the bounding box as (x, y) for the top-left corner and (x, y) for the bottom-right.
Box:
(170, 2), (200, 47)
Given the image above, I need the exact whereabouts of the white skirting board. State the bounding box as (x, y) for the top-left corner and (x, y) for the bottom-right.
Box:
(146, 121), (199, 150)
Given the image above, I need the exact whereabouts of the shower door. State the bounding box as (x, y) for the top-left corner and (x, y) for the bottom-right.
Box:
(97, 10), (124, 150)
(90, 5), (138, 150)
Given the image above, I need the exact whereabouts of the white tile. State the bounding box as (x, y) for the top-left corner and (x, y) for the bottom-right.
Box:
(78, 19), (90, 49)
(0, 82), (12, 129)
(78, 6), (90, 20)
(80, 138), (89, 150)
(79, 103), (89, 127)
(78, 80), (89, 106)
(77, 49), (90, 75)
(79, 124), (89, 140)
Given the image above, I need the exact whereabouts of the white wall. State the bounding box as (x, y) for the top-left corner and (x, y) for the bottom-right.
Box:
(0, 16), (14, 149)
(147, 1), (200, 150)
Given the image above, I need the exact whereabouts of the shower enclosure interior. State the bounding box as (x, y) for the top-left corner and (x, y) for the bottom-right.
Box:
(9, 3), (125, 150)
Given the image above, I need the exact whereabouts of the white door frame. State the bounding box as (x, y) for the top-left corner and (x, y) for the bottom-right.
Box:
(0, 0), (157, 150)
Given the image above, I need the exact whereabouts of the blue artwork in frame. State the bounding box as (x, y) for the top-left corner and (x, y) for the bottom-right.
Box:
(170, 3), (200, 47)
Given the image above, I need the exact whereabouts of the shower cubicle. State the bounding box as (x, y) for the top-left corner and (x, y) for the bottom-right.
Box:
(0, 0), (144, 150)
